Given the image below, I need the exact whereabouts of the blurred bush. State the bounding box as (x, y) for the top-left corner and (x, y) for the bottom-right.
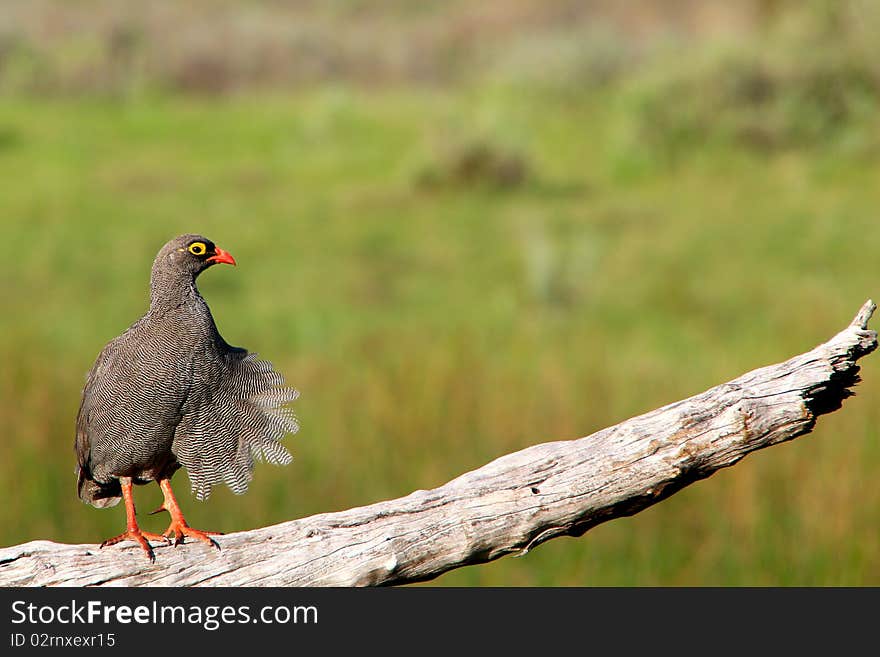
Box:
(621, 1), (880, 159)
(4, 1), (876, 160)
(414, 139), (531, 190)
(0, 0), (751, 97)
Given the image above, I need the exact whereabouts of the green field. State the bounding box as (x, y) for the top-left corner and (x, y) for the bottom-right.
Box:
(2, 17), (880, 584)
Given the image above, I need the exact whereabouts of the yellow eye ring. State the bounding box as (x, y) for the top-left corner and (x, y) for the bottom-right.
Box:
(188, 241), (207, 256)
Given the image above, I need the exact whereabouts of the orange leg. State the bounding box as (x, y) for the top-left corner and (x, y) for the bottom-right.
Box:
(152, 478), (222, 549)
(100, 477), (169, 562)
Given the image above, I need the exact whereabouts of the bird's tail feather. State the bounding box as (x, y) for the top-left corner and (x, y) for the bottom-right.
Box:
(76, 466), (122, 508)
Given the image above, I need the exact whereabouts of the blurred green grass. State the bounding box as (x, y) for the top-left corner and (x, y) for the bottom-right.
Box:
(2, 5), (880, 584)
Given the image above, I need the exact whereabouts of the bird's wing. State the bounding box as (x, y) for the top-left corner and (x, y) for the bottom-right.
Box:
(172, 345), (298, 500)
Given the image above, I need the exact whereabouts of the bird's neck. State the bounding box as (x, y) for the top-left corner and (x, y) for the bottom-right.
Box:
(149, 266), (202, 312)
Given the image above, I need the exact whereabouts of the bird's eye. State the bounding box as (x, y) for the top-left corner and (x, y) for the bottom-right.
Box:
(188, 242), (207, 256)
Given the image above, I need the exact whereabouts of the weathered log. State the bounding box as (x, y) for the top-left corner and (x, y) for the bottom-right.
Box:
(1, 300), (876, 587)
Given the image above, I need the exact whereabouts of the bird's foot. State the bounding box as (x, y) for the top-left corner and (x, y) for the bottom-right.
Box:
(152, 478), (222, 550)
(162, 520), (222, 549)
(100, 528), (170, 562)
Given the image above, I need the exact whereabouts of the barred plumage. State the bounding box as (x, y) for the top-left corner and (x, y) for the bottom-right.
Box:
(75, 234), (298, 527)
(172, 350), (299, 500)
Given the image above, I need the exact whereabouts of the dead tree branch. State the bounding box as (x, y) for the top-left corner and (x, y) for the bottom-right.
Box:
(1, 300), (876, 586)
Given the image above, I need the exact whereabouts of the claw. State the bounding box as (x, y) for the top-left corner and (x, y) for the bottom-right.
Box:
(100, 528), (168, 562)
(163, 522), (223, 549)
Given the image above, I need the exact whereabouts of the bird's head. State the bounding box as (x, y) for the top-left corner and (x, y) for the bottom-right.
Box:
(154, 233), (237, 278)
(149, 234), (237, 306)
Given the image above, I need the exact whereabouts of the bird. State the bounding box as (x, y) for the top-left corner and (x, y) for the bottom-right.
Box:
(74, 234), (299, 561)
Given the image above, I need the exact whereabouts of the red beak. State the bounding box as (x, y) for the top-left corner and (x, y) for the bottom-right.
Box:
(207, 246), (236, 266)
